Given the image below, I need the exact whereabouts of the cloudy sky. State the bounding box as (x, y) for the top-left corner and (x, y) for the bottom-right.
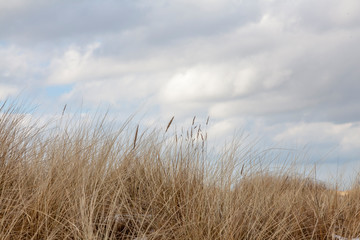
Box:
(1, 0), (360, 185)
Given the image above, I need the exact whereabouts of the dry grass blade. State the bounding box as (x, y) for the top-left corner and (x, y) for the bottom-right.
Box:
(62, 104), (67, 116)
(133, 124), (139, 149)
(165, 116), (174, 133)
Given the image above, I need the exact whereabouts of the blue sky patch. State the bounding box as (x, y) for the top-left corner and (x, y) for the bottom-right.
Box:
(45, 84), (74, 97)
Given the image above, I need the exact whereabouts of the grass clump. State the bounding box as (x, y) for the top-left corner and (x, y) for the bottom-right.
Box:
(0, 101), (360, 240)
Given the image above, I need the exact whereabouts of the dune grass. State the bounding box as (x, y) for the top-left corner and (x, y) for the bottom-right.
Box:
(0, 101), (360, 240)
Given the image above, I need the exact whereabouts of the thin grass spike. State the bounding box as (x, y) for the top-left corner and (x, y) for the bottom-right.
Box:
(165, 116), (174, 133)
(62, 104), (67, 116)
(133, 124), (139, 149)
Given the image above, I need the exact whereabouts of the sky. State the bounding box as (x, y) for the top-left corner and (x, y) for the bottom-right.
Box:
(1, 0), (360, 186)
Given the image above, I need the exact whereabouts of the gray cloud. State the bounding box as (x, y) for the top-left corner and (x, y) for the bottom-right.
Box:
(0, 0), (263, 47)
(0, 0), (146, 45)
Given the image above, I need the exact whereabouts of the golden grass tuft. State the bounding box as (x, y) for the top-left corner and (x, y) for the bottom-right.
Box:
(0, 101), (360, 239)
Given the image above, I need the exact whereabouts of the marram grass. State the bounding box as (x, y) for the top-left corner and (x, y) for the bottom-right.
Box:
(0, 102), (360, 240)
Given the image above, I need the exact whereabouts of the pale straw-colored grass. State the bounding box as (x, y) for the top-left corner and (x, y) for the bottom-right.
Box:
(1, 101), (360, 239)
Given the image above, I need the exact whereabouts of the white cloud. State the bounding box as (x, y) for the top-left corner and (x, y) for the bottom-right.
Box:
(60, 77), (158, 105)
(207, 118), (246, 141)
(0, 84), (18, 100)
(208, 92), (311, 119)
(159, 63), (285, 103)
(263, 0), (360, 31)
(274, 122), (360, 153)
(159, 65), (237, 103)
(47, 43), (101, 85)
(0, 45), (32, 79)
(339, 125), (360, 151)
(301, 0), (360, 29)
